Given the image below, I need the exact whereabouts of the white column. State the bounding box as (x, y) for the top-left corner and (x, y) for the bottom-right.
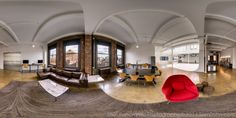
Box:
(187, 54), (190, 63)
(0, 46), (3, 69)
(155, 46), (162, 67)
(197, 37), (206, 72)
(233, 45), (236, 68)
(42, 43), (48, 67)
(171, 47), (173, 67)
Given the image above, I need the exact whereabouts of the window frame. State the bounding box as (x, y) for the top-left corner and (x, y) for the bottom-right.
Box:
(116, 45), (125, 66)
(63, 39), (80, 69)
(95, 40), (111, 68)
(48, 44), (57, 66)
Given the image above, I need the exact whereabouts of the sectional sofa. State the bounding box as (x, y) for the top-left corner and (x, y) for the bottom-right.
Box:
(37, 68), (88, 88)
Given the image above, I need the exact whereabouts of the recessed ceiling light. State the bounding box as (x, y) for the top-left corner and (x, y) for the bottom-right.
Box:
(136, 45), (139, 48)
(32, 44), (35, 48)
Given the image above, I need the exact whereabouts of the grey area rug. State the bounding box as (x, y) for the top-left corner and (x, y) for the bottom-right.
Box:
(0, 81), (236, 118)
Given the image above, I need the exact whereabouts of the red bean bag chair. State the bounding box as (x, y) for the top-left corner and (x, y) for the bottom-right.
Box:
(162, 74), (199, 102)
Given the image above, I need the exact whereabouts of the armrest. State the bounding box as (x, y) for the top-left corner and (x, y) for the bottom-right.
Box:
(186, 85), (199, 95)
(162, 86), (173, 98)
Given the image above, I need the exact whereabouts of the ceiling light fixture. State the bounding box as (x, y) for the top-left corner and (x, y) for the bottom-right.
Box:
(32, 44), (35, 48)
(136, 44), (139, 48)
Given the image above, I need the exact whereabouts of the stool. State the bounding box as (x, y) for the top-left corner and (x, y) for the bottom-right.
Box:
(202, 81), (209, 87)
(203, 86), (215, 95)
(196, 83), (204, 92)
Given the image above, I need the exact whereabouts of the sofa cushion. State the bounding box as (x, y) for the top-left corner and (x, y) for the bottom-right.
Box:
(72, 72), (82, 79)
(51, 68), (57, 73)
(172, 81), (185, 90)
(56, 69), (63, 76)
(43, 68), (51, 72)
(37, 72), (50, 79)
(56, 76), (69, 81)
(68, 78), (80, 83)
(62, 70), (72, 78)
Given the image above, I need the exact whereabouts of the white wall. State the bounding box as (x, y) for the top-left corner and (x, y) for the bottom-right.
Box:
(126, 43), (155, 64)
(220, 47), (233, 63)
(0, 43), (44, 69)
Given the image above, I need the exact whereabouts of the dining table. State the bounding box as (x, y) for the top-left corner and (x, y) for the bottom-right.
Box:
(122, 68), (161, 84)
(123, 68), (161, 76)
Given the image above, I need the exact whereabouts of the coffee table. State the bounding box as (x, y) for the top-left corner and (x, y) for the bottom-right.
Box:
(38, 79), (69, 101)
(88, 75), (104, 83)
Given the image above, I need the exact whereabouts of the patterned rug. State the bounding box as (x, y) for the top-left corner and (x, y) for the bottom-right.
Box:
(0, 81), (236, 118)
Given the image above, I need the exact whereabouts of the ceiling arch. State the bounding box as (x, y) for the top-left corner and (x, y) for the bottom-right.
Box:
(108, 16), (138, 43)
(152, 17), (197, 44)
(47, 32), (84, 44)
(0, 20), (19, 43)
(93, 9), (184, 34)
(33, 11), (84, 42)
(96, 9), (191, 45)
(0, 40), (8, 46)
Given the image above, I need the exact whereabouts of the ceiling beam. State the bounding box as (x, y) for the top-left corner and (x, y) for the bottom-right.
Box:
(207, 45), (227, 49)
(207, 33), (236, 43)
(207, 41), (231, 47)
(163, 33), (198, 47)
(206, 13), (236, 26)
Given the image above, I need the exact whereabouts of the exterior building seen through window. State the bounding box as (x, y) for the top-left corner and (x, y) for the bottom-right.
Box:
(49, 48), (56, 65)
(65, 44), (79, 67)
(97, 44), (110, 68)
(117, 49), (123, 65)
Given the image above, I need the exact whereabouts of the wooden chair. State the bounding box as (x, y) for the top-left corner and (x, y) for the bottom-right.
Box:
(116, 67), (122, 73)
(21, 64), (29, 73)
(144, 75), (156, 86)
(128, 75), (139, 85)
(126, 63), (132, 69)
(142, 63), (149, 69)
(38, 64), (45, 72)
(118, 73), (127, 82)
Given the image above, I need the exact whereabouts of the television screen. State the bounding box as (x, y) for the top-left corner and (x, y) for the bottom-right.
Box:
(23, 60), (29, 64)
(38, 60), (43, 63)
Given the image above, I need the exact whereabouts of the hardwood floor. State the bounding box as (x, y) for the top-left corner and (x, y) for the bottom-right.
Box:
(0, 69), (37, 88)
(1, 66), (236, 104)
(100, 66), (236, 103)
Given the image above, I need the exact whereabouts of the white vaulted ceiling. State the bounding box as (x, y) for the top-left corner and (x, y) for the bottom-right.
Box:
(206, 1), (236, 51)
(0, 0), (235, 50)
(0, 1), (83, 46)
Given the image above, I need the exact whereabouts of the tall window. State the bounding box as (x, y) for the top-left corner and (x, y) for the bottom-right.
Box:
(64, 40), (79, 68)
(117, 48), (124, 65)
(49, 48), (56, 65)
(97, 44), (110, 68)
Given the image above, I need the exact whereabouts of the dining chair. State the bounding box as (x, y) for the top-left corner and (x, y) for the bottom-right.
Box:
(118, 73), (127, 82)
(21, 64), (29, 73)
(142, 63), (149, 69)
(144, 75), (156, 86)
(38, 64), (45, 72)
(126, 63), (132, 69)
(129, 75), (139, 86)
(116, 67), (123, 73)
